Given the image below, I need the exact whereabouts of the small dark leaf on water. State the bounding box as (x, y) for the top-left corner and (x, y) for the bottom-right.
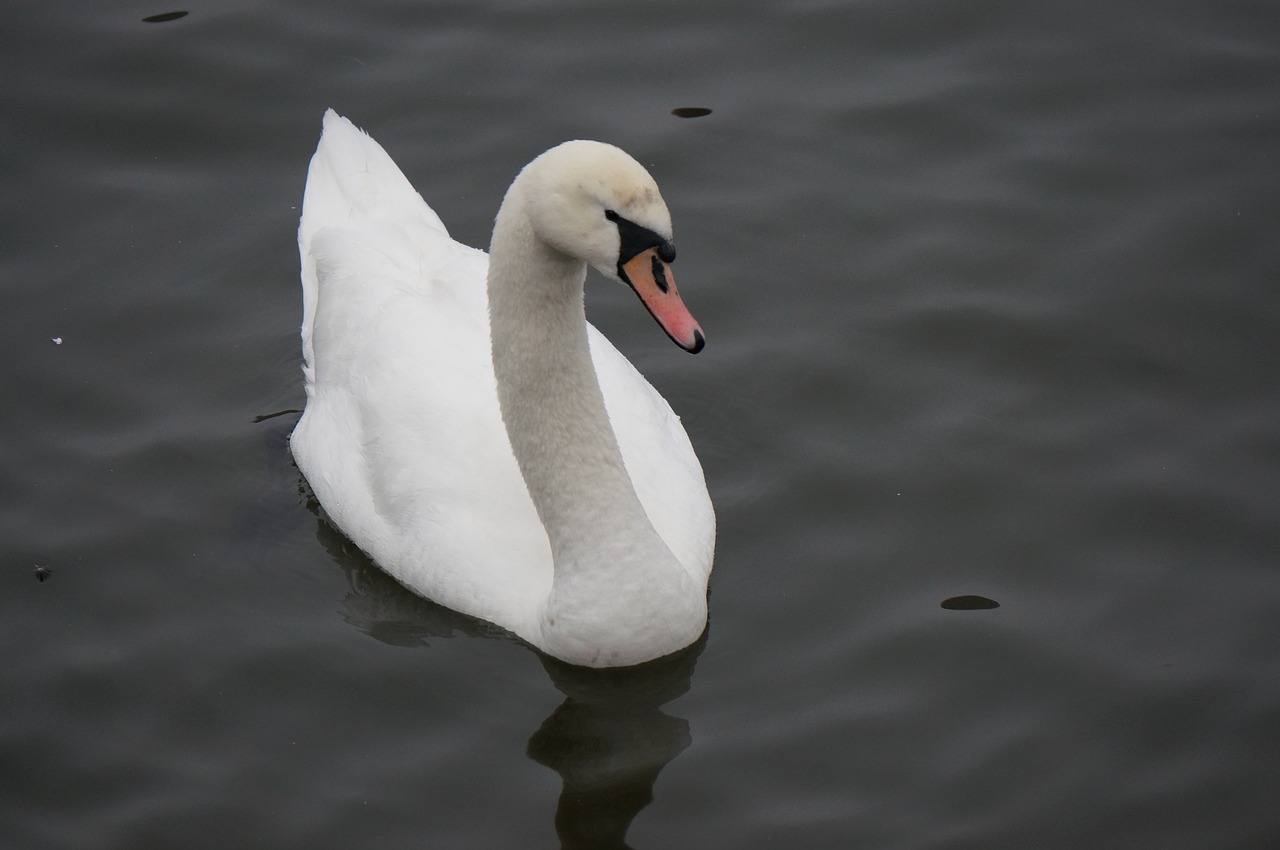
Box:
(941, 594), (999, 610)
(143, 11), (189, 23)
(672, 107), (712, 118)
(34, 565), (52, 582)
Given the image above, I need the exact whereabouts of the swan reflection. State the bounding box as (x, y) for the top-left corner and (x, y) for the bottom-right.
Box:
(326, 523), (704, 849)
(530, 645), (703, 849)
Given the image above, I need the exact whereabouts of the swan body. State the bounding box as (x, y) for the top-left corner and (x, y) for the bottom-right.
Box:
(291, 110), (715, 667)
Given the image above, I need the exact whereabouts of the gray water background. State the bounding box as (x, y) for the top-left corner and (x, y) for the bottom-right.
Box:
(3, 1), (1278, 847)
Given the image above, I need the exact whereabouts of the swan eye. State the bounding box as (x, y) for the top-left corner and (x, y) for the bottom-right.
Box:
(604, 210), (676, 266)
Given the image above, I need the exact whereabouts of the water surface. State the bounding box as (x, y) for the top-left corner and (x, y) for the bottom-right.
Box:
(3, 1), (1278, 847)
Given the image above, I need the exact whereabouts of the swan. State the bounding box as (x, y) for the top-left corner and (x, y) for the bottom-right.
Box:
(290, 110), (715, 667)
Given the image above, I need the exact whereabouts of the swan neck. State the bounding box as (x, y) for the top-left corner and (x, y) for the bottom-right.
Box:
(487, 191), (672, 579)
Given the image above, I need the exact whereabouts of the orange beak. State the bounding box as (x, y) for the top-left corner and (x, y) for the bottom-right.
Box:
(621, 247), (705, 353)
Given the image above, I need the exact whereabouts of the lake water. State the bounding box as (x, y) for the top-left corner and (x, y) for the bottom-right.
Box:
(3, 1), (1278, 847)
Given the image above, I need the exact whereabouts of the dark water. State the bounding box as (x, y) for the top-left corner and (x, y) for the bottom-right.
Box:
(4, 1), (1279, 847)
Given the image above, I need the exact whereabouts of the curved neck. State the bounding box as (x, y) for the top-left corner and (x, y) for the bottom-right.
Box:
(487, 191), (672, 581)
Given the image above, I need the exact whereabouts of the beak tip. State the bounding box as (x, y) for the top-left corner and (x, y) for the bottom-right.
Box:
(685, 328), (705, 354)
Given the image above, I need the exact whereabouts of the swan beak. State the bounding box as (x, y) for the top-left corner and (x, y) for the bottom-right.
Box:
(621, 248), (705, 354)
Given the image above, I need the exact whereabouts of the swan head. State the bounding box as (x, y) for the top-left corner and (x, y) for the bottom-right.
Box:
(517, 141), (705, 353)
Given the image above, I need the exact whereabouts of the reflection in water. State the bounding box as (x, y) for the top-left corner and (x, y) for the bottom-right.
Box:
(531, 643), (704, 849)
(319, 516), (705, 848)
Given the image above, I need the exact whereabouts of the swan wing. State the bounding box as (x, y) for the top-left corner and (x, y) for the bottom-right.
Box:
(591, 331), (716, 584)
(293, 112), (551, 637)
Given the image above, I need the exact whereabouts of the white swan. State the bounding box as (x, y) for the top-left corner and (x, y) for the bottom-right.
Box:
(290, 110), (715, 667)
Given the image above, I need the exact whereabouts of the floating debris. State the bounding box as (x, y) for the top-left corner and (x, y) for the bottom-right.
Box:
(671, 107), (712, 118)
(253, 408), (303, 424)
(941, 594), (999, 610)
(34, 564), (52, 582)
(51, 337), (62, 345)
(142, 11), (189, 23)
